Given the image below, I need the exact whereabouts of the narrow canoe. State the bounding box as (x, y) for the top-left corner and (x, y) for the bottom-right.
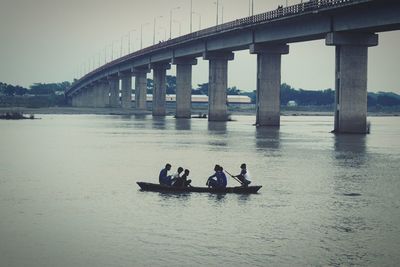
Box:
(137, 182), (262, 194)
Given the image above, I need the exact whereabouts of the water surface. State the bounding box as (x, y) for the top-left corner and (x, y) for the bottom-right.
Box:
(0, 115), (399, 266)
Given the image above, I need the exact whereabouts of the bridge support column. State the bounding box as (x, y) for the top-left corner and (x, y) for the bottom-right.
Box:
(100, 81), (110, 107)
(108, 76), (120, 108)
(94, 84), (102, 108)
(203, 51), (234, 121)
(81, 89), (87, 107)
(152, 63), (171, 116)
(120, 71), (133, 109)
(173, 57), (197, 118)
(250, 43), (289, 126)
(326, 32), (378, 133)
(134, 68), (149, 110)
(88, 87), (96, 107)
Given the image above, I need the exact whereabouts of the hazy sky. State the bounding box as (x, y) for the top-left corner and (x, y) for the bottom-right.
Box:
(0, 0), (399, 93)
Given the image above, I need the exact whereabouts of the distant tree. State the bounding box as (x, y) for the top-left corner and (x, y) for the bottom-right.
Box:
(166, 75), (176, 94)
(227, 86), (241, 95)
(147, 78), (153, 94)
(377, 94), (400, 106)
(14, 86), (28, 96)
(4, 85), (15, 96)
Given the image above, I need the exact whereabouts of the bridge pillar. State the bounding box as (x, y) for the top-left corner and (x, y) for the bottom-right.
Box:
(326, 32), (378, 133)
(87, 87), (95, 108)
(134, 68), (149, 110)
(95, 81), (108, 108)
(108, 76), (120, 108)
(93, 84), (102, 108)
(172, 57), (197, 118)
(82, 87), (88, 107)
(101, 80), (110, 107)
(203, 51), (234, 121)
(78, 90), (84, 107)
(120, 71), (133, 109)
(151, 63), (171, 116)
(250, 43), (289, 126)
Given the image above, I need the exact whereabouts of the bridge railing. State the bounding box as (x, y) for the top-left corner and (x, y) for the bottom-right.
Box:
(68, 0), (368, 94)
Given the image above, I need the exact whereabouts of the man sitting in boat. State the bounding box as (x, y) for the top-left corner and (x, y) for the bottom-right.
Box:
(206, 165), (227, 189)
(234, 163), (252, 187)
(170, 167), (184, 186)
(159, 163), (172, 186)
(173, 169), (192, 187)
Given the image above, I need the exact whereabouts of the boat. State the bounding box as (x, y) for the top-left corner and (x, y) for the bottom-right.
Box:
(137, 182), (262, 194)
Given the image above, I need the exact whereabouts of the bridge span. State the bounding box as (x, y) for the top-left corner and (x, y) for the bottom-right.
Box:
(66, 0), (400, 133)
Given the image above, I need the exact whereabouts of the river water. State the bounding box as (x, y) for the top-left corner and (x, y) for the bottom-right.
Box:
(0, 114), (399, 266)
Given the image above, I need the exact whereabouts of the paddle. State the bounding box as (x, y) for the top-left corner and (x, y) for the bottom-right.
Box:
(224, 170), (243, 185)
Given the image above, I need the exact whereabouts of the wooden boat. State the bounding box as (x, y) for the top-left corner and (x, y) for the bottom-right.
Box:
(137, 182), (262, 194)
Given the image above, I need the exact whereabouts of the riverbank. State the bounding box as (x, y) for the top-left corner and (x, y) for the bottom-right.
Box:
(0, 107), (398, 117)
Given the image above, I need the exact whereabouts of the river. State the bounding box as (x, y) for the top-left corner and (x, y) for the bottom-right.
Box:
(0, 115), (399, 266)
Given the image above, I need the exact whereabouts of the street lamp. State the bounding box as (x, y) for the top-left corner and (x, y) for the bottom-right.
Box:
(153, 15), (163, 45)
(214, 0), (220, 25)
(249, 0), (254, 16)
(141, 22), (150, 49)
(169, 7), (180, 39)
(190, 0), (193, 32)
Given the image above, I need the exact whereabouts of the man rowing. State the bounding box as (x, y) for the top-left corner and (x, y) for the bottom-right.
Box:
(234, 163), (252, 187)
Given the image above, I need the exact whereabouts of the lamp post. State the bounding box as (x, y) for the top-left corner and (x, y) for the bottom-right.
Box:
(216, 0), (219, 25)
(141, 22), (150, 49)
(169, 7), (180, 39)
(190, 0), (193, 32)
(153, 15), (163, 45)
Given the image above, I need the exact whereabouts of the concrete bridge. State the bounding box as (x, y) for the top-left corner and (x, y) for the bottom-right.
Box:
(65, 0), (400, 133)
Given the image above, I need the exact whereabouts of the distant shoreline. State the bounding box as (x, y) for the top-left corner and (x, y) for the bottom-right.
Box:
(0, 107), (398, 117)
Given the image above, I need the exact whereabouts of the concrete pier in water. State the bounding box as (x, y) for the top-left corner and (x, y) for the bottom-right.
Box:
(250, 43), (289, 126)
(203, 51), (234, 121)
(326, 32), (378, 134)
(173, 58), (197, 118)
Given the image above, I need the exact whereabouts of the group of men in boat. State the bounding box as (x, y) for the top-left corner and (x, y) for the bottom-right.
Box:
(159, 163), (252, 188)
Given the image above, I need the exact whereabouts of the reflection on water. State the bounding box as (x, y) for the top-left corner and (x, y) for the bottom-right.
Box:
(255, 126), (281, 150)
(175, 118), (191, 131)
(207, 121), (228, 149)
(152, 116), (166, 130)
(207, 121), (227, 134)
(333, 134), (367, 168)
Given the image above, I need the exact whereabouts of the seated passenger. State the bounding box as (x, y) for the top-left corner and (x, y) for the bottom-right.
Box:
(159, 163), (172, 186)
(207, 165), (227, 189)
(235, 163), (252, 187)
(171, 167), (184, 186)
(173, 169), (192, 187)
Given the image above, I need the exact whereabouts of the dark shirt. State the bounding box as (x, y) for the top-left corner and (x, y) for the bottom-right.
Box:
(159, 168), (168, 185)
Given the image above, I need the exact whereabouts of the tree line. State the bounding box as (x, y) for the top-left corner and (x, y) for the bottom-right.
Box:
(1, 78), (399, 109)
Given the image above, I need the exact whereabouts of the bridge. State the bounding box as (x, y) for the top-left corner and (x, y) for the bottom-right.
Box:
(65, 0), (400, 133)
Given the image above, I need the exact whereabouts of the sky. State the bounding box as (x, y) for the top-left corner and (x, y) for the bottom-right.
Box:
(0, 0), (399, 93)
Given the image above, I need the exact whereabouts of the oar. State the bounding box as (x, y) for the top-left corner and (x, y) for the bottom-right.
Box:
(225, 170), (243, 185)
